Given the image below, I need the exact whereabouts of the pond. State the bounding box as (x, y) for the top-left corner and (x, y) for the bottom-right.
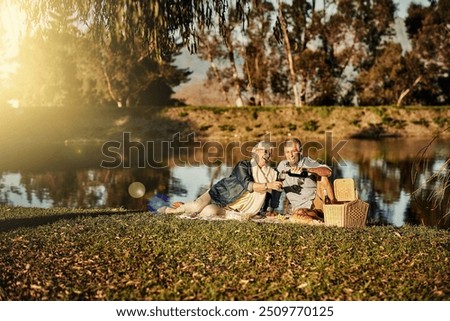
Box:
(0, 135), (449, 229)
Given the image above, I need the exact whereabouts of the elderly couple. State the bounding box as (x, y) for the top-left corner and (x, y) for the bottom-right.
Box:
(160, 139), (335, 224)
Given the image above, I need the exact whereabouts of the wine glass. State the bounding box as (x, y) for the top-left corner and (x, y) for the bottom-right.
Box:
(276, 171), (286, 191)
(277, 170), (287, 182)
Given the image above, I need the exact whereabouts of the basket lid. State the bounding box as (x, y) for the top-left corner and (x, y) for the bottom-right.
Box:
(333, 178), (356, 202)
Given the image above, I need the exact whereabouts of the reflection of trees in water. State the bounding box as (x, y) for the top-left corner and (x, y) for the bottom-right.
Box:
(335, 138), (449, 228)
(0, 182), (24, 206)
(354, 157), (448, 228)
(194, 164), (231, 198)
(358, 159), (419, 204)
(169, 177), (188, 197)
(365, 188), (390, 227)
(16, 168), (171, 210)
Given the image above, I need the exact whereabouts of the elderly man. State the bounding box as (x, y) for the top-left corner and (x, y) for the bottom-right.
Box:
(270, 138), (335, 222)
(161, 141), (282, 220)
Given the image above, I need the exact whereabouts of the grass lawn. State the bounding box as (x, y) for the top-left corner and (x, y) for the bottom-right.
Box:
(0, 205), (449, 300)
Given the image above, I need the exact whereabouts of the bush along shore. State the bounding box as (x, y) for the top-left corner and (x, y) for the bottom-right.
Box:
(0, 206), (449, 300)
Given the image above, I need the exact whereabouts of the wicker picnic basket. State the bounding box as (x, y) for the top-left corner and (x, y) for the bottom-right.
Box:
(323, 178), (369, 228)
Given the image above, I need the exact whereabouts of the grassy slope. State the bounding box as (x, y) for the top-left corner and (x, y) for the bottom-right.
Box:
(1, 106), (449, 145)
(162, 106), (450, 141)
(1, 206), (449, 300)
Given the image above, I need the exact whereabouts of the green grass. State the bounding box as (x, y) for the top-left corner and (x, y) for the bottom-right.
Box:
(0, 206), (449, 300)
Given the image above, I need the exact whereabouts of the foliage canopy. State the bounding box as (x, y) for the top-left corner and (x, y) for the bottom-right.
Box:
(9, 0), (450, 107)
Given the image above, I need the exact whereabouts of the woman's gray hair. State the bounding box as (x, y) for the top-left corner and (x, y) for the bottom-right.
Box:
(251, 141), (273, 160)
(251, 141), (273, 153)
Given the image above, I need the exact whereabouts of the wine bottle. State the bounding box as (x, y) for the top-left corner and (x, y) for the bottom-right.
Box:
(286, 169), (308, 178)
(324, 189), (331, 204)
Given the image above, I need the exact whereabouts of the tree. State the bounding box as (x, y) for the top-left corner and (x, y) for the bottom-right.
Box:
(18, 0), (252, 59)
(356, 43), (412, 106)
(325, 0), (397, 105)
(221, 5), (245, 107)
(8, 10), (83, 107)
(81, 31), (191, 108)
(241, 0), (276, 106)
(404, 0), (450, 105)
(195, 2), (253, 107)
(0, 2), (19, 97)
(11, 1), (191, 108)
(197, 34), (233, 106)
(275, 0), (301, 107)
(345, 0), (449, 106)
(269, 0), (397, 106)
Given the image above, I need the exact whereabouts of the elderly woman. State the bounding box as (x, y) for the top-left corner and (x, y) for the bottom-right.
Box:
(161, 141), (282, 220)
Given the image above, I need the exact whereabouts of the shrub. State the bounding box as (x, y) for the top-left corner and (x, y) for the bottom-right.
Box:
(199, 125), (212, 131)
(411, 118), (430, 127)
(433, 116), (449, 127)
(382, 116), (406, 129)
(303, 120), (319, 132)
(218, 124), (235, 132)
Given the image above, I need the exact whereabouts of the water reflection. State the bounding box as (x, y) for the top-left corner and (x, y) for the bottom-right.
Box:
(0, 138), (448, 229)
(337, 138), (449, 229)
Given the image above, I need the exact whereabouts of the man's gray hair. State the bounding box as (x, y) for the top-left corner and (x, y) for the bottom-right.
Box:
(284, 138), (302, 150)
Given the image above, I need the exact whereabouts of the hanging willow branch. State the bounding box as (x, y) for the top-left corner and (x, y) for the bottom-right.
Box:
(17, 0), (251, 58)
(411, 126), (450, 221)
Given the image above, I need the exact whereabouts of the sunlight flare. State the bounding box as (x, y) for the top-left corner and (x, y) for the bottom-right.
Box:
(0, 0), (26, 80)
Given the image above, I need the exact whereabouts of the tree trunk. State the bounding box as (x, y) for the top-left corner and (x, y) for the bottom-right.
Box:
(209, 59), (232, 106)
(204, 40), (232, 106)
(227, 45), (243, 107)
(397, 76), (422, 107)
(278, 0), (301, 107)
(103, 68), (123, 108)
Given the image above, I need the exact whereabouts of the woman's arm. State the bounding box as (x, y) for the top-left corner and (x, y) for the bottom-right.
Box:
(232, 161), (282, 192)
(252, 181), (282, 193)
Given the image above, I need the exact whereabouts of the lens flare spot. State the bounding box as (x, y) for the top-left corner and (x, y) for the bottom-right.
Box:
(128, 182), (145, 198)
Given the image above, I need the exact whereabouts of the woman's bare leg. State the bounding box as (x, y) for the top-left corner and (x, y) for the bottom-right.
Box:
(165, 191), (212, 215)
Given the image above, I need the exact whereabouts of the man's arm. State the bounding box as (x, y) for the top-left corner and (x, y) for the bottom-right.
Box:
(297, 157), (332, 177)
(307, 166), (331, 177)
